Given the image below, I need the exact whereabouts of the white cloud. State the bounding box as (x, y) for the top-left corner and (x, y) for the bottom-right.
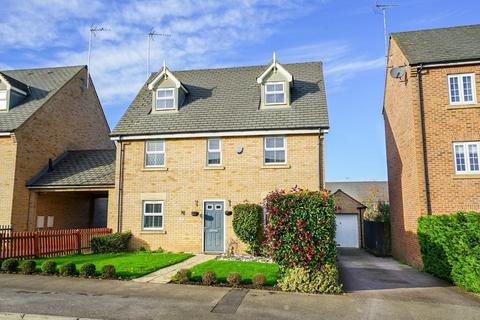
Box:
(325, 56), (385, 84)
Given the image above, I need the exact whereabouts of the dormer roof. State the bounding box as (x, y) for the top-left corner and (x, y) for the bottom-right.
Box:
(256, 54), (293, 84)
(148, 64), (188, 93)
(0, 72), (29, 95)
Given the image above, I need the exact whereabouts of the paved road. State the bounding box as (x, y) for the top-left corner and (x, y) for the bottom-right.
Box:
(0, 250), (478, 320)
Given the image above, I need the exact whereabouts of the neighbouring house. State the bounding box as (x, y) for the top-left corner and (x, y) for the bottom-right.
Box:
(0, 66), (114, 231)
(108, 58), (329, 253)
(325, 181), (389, 248)
(383, 24), (480, 267)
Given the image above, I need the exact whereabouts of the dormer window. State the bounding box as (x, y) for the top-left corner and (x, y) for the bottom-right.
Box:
(0, 90), (6, 110)
(265, 82), (285, 105)
(156, 88), (175, 110)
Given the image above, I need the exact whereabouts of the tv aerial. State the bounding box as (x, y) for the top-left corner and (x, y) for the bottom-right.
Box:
(86, 25), (110, 89)
(374, 1), (399, 62)
(147, 28), (171, 78)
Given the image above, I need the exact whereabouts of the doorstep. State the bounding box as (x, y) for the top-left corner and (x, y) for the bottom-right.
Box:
(133, 254), (217, 284)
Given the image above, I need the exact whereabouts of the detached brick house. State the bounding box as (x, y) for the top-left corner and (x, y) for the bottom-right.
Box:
(384, 25), (480, 266)
(0, 66), (113, 231)
(108, 59), (329, 253)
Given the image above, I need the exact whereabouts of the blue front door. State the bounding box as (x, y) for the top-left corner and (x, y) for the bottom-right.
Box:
(204, 201), (224, 252)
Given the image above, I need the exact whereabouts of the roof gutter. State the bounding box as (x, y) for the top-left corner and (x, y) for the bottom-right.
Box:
(413, 59), (480, 68)
(0, 132), (11, 137)
(416, 64), (432, 215)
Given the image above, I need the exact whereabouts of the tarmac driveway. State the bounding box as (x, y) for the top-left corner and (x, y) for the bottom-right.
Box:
(338, 248), (480, 307)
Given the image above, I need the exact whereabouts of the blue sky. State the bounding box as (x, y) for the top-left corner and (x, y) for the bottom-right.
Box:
(1, 0), (479, 182)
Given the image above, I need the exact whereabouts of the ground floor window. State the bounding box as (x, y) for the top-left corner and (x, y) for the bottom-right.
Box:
(142, 201), (164, 230)
(453, 141), (480, 174)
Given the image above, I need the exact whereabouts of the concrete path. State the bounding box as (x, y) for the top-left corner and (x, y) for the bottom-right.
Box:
(338, 248), (479, 306)
(0, 312), (100, 319)
(0, 273), (479, 319)
(133, 254), (216, 284)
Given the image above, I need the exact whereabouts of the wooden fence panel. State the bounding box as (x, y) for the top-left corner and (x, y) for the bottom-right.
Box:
(0, 228), (111, 260)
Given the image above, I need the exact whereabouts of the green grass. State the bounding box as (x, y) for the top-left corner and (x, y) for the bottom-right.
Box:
(189, 260), (279, 286)
(33, 251), (193, 279)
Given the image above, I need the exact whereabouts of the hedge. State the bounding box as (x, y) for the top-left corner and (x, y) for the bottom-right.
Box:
(265, 188), (337, 269)
(91, 232), (132, 254)
(418, 211), (480, 293)
(232, 203), (263, 253)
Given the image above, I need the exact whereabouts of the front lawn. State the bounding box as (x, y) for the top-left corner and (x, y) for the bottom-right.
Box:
(189, 260), (279, 286)
(34, 251), (193, 279)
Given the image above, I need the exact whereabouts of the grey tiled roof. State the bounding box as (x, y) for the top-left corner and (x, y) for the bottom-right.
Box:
(325, 181), (389, 205)
(28, 149), (116, 188)
(0, 72), (29, 93)
(0, 65), (84, 132)
(112, 62), (329, 136)
(392, 24), (480, 65)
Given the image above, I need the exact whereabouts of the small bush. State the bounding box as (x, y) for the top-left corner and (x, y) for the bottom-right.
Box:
(252, 273), (266, 288)
(20, 260), (36, 274)
(1, 259), (19, 273)
(418, 211), (480, 293)
(201, 271), (217, 285)
(101, 265), (116, 279)
(91, 232), (132, 254)
(265, 188), (337, 269)
(232, 203), (263, 254)
(226, 272), (241, 287)
(171, 269), (191, 283)
(79, 263), (96, 277)
(277, 265), (342, 294)
(59, 263), (77, 276)
(41, 261), (57, 275)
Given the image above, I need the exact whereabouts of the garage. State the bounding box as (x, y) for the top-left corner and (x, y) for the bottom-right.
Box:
(336, 214), (359, 247)
(329, 189), (366, 248)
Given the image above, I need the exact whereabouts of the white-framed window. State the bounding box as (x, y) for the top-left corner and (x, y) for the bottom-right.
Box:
(156, 88), (175, 110)
(264, 136), (286, 164)
(265, 82), (285, 105)
(453, 141), (480, 174)
(142, 201), (164, 230)
(206, 138), (221, 166)
(47, 216), (54, 228)
(145, 140), (165, 167)
(0, 90), (7, 110)
(448, 74), (476, 105)
(36, 216), (45, 228)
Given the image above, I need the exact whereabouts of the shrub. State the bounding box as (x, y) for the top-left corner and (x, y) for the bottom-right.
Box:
(91, 232), (132, 254)
(20, 260), (36, 274)
(171, 269), (191, 283)
(418, 212), (480, 293)
(252, 273), (266, 288)
(277, 264), (342, 294)
(101, 265), (116, 279)
(265, 188), (337, 269)
(79, 263), (96, 277)
(232, 204), (263, 254)
(41, 261), (57, 275)
(226, 272), (241, 287)
(59, 263), (77, 276)
(201, 271), (217, 285)
(1, 259), (19, 273)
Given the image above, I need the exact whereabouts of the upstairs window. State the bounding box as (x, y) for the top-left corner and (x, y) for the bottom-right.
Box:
(0, 90), (6, 110)
(448, 74), (476, 105)
(206, 138), (222, 166)
(264, 136), (286, 164)
(265, 82), (285, 105)
(454, 142), (480, 174)
(156, 88), (175, 110)
(142, 201), (163, 230)
(145, 140), (165, 167)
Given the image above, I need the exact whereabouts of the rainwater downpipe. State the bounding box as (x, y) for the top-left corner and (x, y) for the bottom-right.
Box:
(416, 65), (432, 215)
(116, 136), (125, 232)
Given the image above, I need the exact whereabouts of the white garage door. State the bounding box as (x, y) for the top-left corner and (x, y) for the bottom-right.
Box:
(335, 214), (359, 248)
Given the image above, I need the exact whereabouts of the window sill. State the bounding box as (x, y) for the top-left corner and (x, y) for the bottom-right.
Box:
(204, 166), (225, 170)
(453, 174), (480, 179)
(261, 164), (291, 169)
(447, 104), (479, 110)
(142, 167), (168, 172)
(139, 230), (166, 234)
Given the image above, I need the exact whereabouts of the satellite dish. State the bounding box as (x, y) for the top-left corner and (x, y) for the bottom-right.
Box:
(390, 67), (406, 79)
